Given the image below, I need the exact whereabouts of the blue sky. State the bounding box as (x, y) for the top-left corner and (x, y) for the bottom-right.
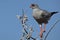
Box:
(0, 0), (60, 40)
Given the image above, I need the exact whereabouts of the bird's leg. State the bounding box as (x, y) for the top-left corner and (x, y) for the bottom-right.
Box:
(39, 24), (43, 38)
(40, 25), (42, 31)
(43, 23), (46, 32)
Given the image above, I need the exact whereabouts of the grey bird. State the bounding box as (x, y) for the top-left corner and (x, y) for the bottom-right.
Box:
(30, 4), (58, 38)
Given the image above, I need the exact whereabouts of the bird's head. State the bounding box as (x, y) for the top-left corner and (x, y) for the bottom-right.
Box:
(30, 4), (39, 9)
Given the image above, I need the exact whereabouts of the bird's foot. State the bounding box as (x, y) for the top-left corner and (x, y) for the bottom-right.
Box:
(40, 31), (43, 38)
(42, 29), (46, 33)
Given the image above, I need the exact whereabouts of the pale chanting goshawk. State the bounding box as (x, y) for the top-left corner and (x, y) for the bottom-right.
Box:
(30, 4), (58, 38)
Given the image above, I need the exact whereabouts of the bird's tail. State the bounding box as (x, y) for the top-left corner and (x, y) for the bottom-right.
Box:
(51, 12), (58, 16)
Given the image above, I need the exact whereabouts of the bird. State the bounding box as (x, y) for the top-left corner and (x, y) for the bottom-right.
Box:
(30, 4), (58, 38)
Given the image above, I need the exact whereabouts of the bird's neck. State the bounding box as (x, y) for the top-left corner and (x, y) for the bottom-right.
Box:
(32, 8), (41, 11)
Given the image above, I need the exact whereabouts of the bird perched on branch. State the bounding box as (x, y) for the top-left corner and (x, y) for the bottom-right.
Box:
(30, 4), (58, 38)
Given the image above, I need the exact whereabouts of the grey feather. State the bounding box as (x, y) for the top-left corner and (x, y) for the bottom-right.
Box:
(30, 4), (58, 24)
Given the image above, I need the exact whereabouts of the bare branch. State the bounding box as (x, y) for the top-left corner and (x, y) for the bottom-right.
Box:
(44, 20), (60, 40)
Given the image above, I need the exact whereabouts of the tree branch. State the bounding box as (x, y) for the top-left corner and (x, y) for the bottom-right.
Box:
(44, 20), (60, 40)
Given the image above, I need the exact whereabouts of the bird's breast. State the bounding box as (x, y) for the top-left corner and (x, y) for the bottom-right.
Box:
(32, 10), (43, 19)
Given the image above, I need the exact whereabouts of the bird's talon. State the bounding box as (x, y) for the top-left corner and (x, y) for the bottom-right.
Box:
(42, 29), (46, 33)
(40, 31), (43, 38)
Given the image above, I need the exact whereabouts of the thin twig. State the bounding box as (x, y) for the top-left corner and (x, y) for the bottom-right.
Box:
(19, 9), (37, 40)
(44, 20), (60, 40)
(31, 37), (36, 40)
(24, 28), (28, 34)
(22, 24), (34, 40)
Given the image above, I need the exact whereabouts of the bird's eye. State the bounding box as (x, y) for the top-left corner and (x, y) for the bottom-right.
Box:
(31, 4), (35, 6)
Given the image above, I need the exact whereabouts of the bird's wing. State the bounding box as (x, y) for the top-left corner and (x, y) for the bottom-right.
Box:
(41, 10), (51, 18)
